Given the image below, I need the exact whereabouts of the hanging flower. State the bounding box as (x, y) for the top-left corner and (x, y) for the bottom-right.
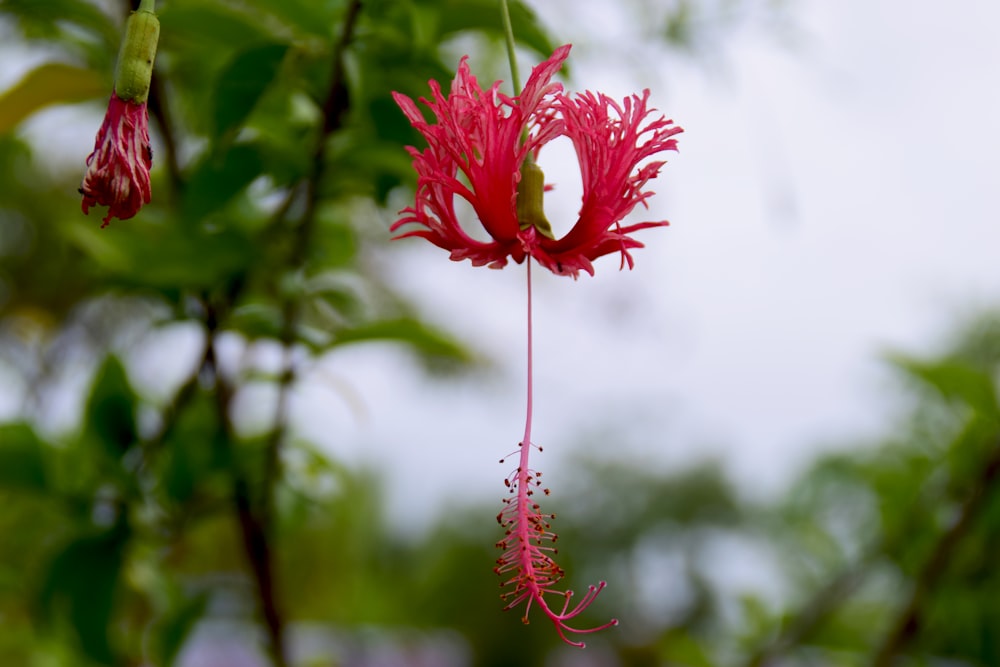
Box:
(81, 1), (159, 228)
(392, 44), (682, 277)
(395, 42), (683, 647)
(80, 94), (153, 227)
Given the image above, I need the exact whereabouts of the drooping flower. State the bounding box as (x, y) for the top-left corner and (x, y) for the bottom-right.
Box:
(81, 1), (159, 228)
(81, 94), (153, 227)
(392, 44), (682, 277)
(394, 43), (682, 647)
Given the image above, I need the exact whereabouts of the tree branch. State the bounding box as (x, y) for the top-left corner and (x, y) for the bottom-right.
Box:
(259, 0), (363, 534)
(743, 432), (1000, 667)
(127, 2), (364, 662)
(245, 2), (363, 663)
(870, 438), (1000, 667)
(743, 560), (871, 667)
(202, 293), (289, 667)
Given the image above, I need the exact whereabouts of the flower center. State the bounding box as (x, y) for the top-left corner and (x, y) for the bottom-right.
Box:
(516, 162), (555, 240)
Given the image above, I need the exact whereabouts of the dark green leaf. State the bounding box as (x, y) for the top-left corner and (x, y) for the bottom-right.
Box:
(659, 628), (715, 667)
(38, 526), (129, 664)
(213, 42), (290, 141)
(158, 2), (271, 53)
(160, 393), (227, 505)
(69, 216), (258, 290)
(85, 356), (138, 457)
(182, 142), (266, 220)
(0, 423), (47, 492)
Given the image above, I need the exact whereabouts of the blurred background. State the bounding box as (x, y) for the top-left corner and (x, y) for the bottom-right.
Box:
(1, 0), (999, 665)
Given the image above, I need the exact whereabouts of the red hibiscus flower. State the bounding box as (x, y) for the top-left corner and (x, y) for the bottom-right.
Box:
(395, 43), (684, 647)
(392, 44), (682, 277)
(80, 93), (153, 228)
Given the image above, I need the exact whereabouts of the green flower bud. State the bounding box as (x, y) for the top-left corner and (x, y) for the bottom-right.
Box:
(113, 7), (160, 104)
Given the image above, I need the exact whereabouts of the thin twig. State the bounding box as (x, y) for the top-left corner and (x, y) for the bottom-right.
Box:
(252, 1), (363, 663)
(259, 0), (363, 524)
(742, 432), (1000, 667)
(147, 72), (183, 195)
(119, 1), (364, 662)
(870, 438), (1000, 667)
(202, 293), (289, 667)
(742, 560), (871, 667)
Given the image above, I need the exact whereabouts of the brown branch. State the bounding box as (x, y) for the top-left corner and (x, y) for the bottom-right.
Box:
(259, 0), (363, 525)
(202, 293), (289, 667)
(870, 438), (1000, 667)
(147, 72), (183, 196)
(122, 1), (364, 662)
(238, 2), (363, 663)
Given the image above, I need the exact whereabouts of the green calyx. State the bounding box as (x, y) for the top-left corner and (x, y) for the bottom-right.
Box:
(517, 161), (555, 239)
(113, 4), (160, 104)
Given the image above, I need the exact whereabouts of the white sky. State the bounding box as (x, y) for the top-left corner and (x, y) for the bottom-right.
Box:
(288, 0), (1000, 529)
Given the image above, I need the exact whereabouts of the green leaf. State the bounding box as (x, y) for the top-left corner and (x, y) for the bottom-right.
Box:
(890, 354), (1000, 418)
(0, 423), (47, 492)
(0, 0), (118, 48)
(419, 0), (558, 59)
(0, 63), (106, 134)
(183, 142), (265, 220)
(38, 526), (129, 665)
(152, 591), (210, 667)
(659, 629), (715, 667)
(160, 393), (227, 505)
(158, 2), (271, 52)
(69, 216), (258, 290)
(333, 317), (473, 364)
(213, 42), (290, 141)
(253, 0), (343, 38)
(229, 302), (283, 341)
(85, 356), (138, 457)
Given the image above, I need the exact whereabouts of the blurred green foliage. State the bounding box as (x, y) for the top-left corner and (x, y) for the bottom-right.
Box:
(1, 1), (998, 666)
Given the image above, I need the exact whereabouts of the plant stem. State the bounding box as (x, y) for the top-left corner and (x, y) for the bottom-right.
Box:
(500, 0), (522, 94)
